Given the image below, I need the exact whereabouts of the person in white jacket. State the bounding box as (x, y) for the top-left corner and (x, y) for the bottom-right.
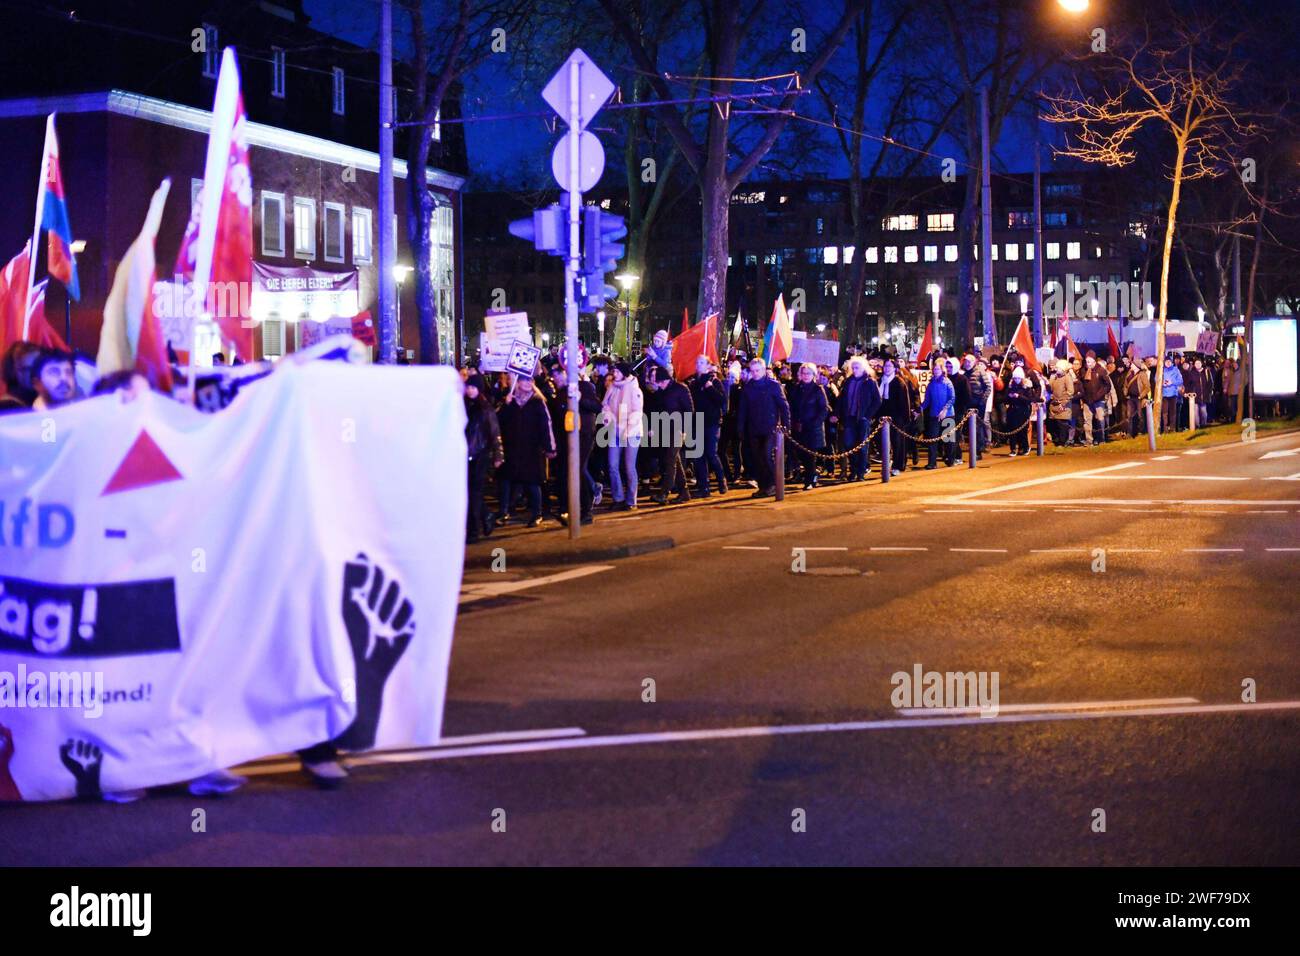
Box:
(601, 361), (644, 510)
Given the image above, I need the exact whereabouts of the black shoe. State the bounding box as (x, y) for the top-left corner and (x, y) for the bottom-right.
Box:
(673, 492), (692, 504)
(651, 493), (669, 506)
(612, 501), (631, 512)
(580, 514), (594, 526)
(717, 481), (729, 495)
(526, 516), (543, 528)
(924, 464), (937, 470)
(751, 488), (774, 499)
(467, 532), (481, 544)
(482, 519), (494, 538)
(691, 489), (711, 498)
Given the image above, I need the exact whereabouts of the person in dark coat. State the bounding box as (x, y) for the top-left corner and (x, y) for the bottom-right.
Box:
(878, 359), (914, 476)
(464, 374), (503, 542)
(646, 363), (695, 505)
(493, 375), (555, 528)
(736, 356), (791, 498)
(1003, 366), (1035, 456)
(785, 362), (832, 489)
(945, 358), (972, 463)
(549, 363), (603, 526)
(686, 355), (729, 497)
(832, 356), (882, 481)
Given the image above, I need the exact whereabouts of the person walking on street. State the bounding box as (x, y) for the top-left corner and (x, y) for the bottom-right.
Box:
(832, 355), (881, 481)
(786, 362), (832, 489)
(736, 356), (791, 498)
(1078, 351), (1110, 445)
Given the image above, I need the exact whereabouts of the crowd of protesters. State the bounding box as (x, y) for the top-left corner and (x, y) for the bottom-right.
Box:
(459, 334), (1259, 540)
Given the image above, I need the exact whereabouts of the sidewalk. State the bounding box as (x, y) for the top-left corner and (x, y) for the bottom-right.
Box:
(464, 421), (1300, 568)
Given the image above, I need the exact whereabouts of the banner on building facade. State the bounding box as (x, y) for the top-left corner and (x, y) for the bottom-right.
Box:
(0, 357), (466, 801)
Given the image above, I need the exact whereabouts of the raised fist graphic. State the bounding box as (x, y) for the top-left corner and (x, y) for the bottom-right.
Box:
(59, 738), (104, 801)
(0, 724), (21, 801)
(333, 552), (416, 751)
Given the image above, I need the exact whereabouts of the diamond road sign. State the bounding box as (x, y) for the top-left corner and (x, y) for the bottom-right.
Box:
(542, 48), (615, 130)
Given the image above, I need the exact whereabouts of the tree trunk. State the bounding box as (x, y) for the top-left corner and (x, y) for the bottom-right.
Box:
(1239, 168), (1268, 423)
(1152, 138), (1187, 411)
(697, 169), (730, 332)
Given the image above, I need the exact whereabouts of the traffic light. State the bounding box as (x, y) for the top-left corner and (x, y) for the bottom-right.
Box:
(508, 204), (566, 256)
(580, 206), (626, 313)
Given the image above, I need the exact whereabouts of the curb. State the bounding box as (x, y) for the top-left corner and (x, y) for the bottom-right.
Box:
(465, 536), (675, 568)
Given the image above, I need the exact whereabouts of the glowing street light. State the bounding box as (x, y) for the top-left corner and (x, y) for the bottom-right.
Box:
(1057, 0), (1089, 12)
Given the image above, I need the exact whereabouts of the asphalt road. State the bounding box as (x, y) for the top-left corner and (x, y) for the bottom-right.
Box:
(5, 429), (1299, 865)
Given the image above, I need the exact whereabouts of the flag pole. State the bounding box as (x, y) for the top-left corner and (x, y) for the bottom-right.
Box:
(24, 114), (55, 341)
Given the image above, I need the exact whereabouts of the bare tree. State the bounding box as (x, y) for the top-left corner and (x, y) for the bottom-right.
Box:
(598, 0), (865, 331)
(1043, 13), (1255, 404)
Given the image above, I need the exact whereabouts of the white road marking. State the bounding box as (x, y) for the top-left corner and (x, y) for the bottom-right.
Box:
(1248, 510), (1288, 514)
(1030, 548), (1088, 554)
(925, 509), (973, 513)
(800, 546), (849, 551)
(238, 700), (1300, 770)
(896, 696), (1198, 717)
(1184, 449), (1206, 455)
(1152, 455), (1178, 461)
(459, 565), (614, 604)
(1077, 474), (1248, 481)
(1264, 472), (1300, 482)
(949, 548), (1008, 553)
(236, 727), (590, 775)
(958, 498), (1300, 507)
(938, 460), (1146, 503)
(1266, 547), (1300, 552)
(1259, 448), (1300, 460)
(991, 509), (1034, 512)
(1108, 548), (1161, 553)
(1054, 508), (1099, 512)
(1182, 548), (1243, 553)
(723, 546), (771, 551)
(871, 546), (928, 552)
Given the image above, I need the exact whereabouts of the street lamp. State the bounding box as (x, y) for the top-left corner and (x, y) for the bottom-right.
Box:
(1057, 0), (1089, 12)
(596, 309), (606, 353)
(616, 272), (639, 354)
(816, 323), (826, 334)
(393, 265), (413, 358)
(927, 283), (941, 347)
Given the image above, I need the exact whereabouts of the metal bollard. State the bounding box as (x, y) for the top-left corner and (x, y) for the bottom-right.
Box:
(1187, 393), (1197, 434)
(1145, 401), (1157, 451)
(881, 421), (891, 483)
(968, 413), (977, 469)
(1035, 405), (1045, 457)
(774, 429), (785, 502)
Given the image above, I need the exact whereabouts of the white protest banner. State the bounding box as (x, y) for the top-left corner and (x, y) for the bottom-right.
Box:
(506, 339), (542, 378)
(482, 311), (530, 371)
(789, 337), (841, 368)
(0, 356), (465, 801)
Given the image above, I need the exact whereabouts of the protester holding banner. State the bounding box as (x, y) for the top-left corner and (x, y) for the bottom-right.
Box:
(493, 375), (555, 528)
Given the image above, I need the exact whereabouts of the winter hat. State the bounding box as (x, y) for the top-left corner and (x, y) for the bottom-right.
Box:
(1011, 367), (1026, 382)
(652, 330), (669, 348)
(614, 361), (634, 379)
(1055, 359), (1070, 373)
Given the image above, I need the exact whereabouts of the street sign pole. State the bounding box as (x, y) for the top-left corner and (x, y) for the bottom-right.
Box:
(564, 56), (582, 540)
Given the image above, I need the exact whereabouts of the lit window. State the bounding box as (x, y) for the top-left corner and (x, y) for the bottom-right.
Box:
(884, 246), (898, 263)
(1005, 243), (1019, 261)
(843, 246), (855, 264)
(332, 68), (345, 116)
(924, 245), (938, 262)
(1046, 242), (1060, 260)
(823, 246), (839, 265)
(883, 215), (918, 231)
(293, 197), (316, 258)
(272, 48), (286, 99)
(926, 212), (955, 232)
(904, 245), (918, 263)
(1025, 243), (1034, 260)
(1006, 276), (1019, 293)
(352, 207), (373, 263)
(1067, 242), (1081, 260)
(865, 247), (877, 264)
(261, 192), (285, 257)
(991, 245), (999, 261)
(865, 279), (877, 296)
(944, 245), (958, 262)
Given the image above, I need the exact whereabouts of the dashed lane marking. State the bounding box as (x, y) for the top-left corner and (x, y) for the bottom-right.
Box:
(896, 696), (1198, 717)
(459, 565), (614, 604)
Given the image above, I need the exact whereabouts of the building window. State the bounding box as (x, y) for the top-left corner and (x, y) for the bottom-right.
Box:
(823, 246), (838, 265)
(843, 246), (855, 264)
(261, 192), (285, 257)
(323, 203), (346, 263)
(1025, 243), (1035, 260)
(815, 217), (825, 235)
(1091, 244), (1103, 260)
(1044, 211), (1068, 228)
(944, 245), (958, 262)
(926, 212), (955, 232)
(352, 207), (373, 263)
(924, 245), (938, 262)
(865, 279), (877, 296)
(201, 25), (219, 78)
(1005, 243), (1019, 261)
(1045, 182), (1082, 198)
(1046, 242), (1060, 260)
(1006, 276), (1020, 293)
(1007, 210), (1034, 229)
(332, 67), (345, 116)
(884, 246), (898, 263)
(904, 245), (918, 263)
(1067, 242), (1081, 260)
(883, 214), (918, 231)
(262, 319), (285, 359)
(433, 107), (441, 142)
(991, 244), (999, 261)
(272, 47), (286, 98)
(864, 246), (877, 264)
(293, 197), (316, 258)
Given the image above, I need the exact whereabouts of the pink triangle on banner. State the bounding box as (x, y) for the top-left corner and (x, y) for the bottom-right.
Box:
(101, 430), (184, 496)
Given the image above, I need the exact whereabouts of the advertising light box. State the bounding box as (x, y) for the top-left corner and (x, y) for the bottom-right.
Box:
(1253, 319), (1298, 397)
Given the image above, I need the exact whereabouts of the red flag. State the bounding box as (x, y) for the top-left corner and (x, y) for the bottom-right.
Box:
(682, 307), (690, 333)
(352, 310), (376, 346)
(914, 321), (933, 363)
(1107, 321), (1120, 358)
(0, 242), (67, 353)
(670, 312), (719, 381)
(1049, 320), (1057, 349)
(1010, 315), (1041, 371)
